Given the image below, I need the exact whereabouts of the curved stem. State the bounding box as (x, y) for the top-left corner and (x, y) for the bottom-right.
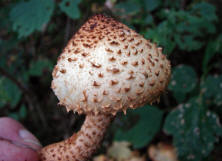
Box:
(39, 113), (113, 161)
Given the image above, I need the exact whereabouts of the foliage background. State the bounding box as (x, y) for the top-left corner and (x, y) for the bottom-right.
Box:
(0, 0), (222, 161)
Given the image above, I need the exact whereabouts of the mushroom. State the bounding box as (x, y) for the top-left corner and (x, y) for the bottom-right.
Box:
(39, 15), (171, 161)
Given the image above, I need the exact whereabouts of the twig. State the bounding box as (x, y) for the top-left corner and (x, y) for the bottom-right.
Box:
(0, 67), (48, 129)
(0, 67), (28, 94)
(64, 17), (71, 46)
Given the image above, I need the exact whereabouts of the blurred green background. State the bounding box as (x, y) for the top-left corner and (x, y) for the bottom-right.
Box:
(0, 0), (222, 161)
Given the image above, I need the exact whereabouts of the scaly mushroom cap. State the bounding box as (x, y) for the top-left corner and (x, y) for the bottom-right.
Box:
(51, 15), (171, 115)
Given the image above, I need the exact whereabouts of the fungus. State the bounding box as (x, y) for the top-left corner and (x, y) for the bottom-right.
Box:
(39, 15), (171, 161)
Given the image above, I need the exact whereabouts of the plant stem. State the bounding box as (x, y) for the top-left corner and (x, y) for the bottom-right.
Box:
(0, 67), (47, 128)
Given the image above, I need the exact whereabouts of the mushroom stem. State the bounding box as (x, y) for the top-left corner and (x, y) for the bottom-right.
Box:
(39, 113), (113, 161)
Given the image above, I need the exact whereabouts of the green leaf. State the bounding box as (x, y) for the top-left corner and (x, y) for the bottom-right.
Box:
(175, 35), (203, 51)
(8, 113), (20, 121)
(144, 15), (154, 25)
(29, 59), (53, 76)
(19, 104), (27, 119)
(155, 3), (218, 52)
(201, 75), (222, 106)
(143, 0), (160, 12)
(203, 35), (222, 72)
(168, 65), (197, 94)
(59, 0), (81, 19)
(10, 0), (54, 38)
(164, 98), (222, 161)
(0, 77), (22, 108)
(173, 91), (186, 103)
(114, 106), (163, 148)
(191, 2), (217, 22)
(115, 0), (141, 16)
(145, 21), (176, 55)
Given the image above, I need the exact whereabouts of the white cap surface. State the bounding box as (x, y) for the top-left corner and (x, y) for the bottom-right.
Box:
(51, 15), (171, 115)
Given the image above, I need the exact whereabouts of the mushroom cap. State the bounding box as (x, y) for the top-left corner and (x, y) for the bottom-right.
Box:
(51, 15), (171, 115)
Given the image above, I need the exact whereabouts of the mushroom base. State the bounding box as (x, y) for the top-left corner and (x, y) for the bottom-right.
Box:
(38, 113), (113, 161)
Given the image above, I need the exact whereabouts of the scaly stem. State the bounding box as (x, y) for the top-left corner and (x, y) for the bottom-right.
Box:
(39, 113), (113, 161)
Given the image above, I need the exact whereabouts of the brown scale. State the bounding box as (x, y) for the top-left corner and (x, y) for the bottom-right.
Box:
(128, 38), (134, 42)
(110, 80), (119, 85)
(112, 35), (117, 39)
(146, 42), (152, 49)
(79, 63), (84, 68)
(60, 69), (66, 74)
(147, 57), (155, 67)
(93, 81), (101, 87)
(106, 67), (120, 74)
(116, 88), (121, 93)
(147, 66), (152, 73)
(142, 71), (148, 79)
(83, 43), (91, 48)
(131, 61), (138, 66)
(109, 41), (120, 46)
(82, 52), (89, 57)
(117, 50), (122, 55)
(161, 54), (166, 60)
(108, 56), (116, 61)
(74, 48), (81, 54)
(139, 82), (145, 87)
(110, 96), (121, 102)
(136, 89), (144, 95)
(149, 80), (155, 87)
(126, 74), (135, 80)
(93, 40), (98, 44)
(67, 49), (71, 53)
(124, 45), (128, 49)
(86, 39), (91, 43)
(141, 58), (145, 65)
(121, 38), (126, 42)
(91, 62), (101, 68)
(103, 90), (108, 95)
(148, 53), (153, 58)
(131, 45), (135, 49)
(121, 61), (128, 65)
(57, 55), (65, 61)
(158, 47), (162, 53)
(79, 35), (84, 39)
(112, 68), (120, 74)
(119, 32), (125, 37)
(133, 50), (138, 55)
(155, 70), (160, 76)
(98, 35), (104, 40)
(89, 23), (97, 30)
(124, 87), (131, 92)
(100, 25), (106, 30)
(91, 36), (96, 39)
(154, 58), (159, 62)
(68, 57), (78, 62)
(105, 48), (113, 53)
(127, 96), (135, 102)
(98, 73), (104, 78)
(102, 104), (110, 110)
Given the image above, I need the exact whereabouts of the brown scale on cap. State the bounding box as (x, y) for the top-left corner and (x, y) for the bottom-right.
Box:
(39, 15), (171, 161)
